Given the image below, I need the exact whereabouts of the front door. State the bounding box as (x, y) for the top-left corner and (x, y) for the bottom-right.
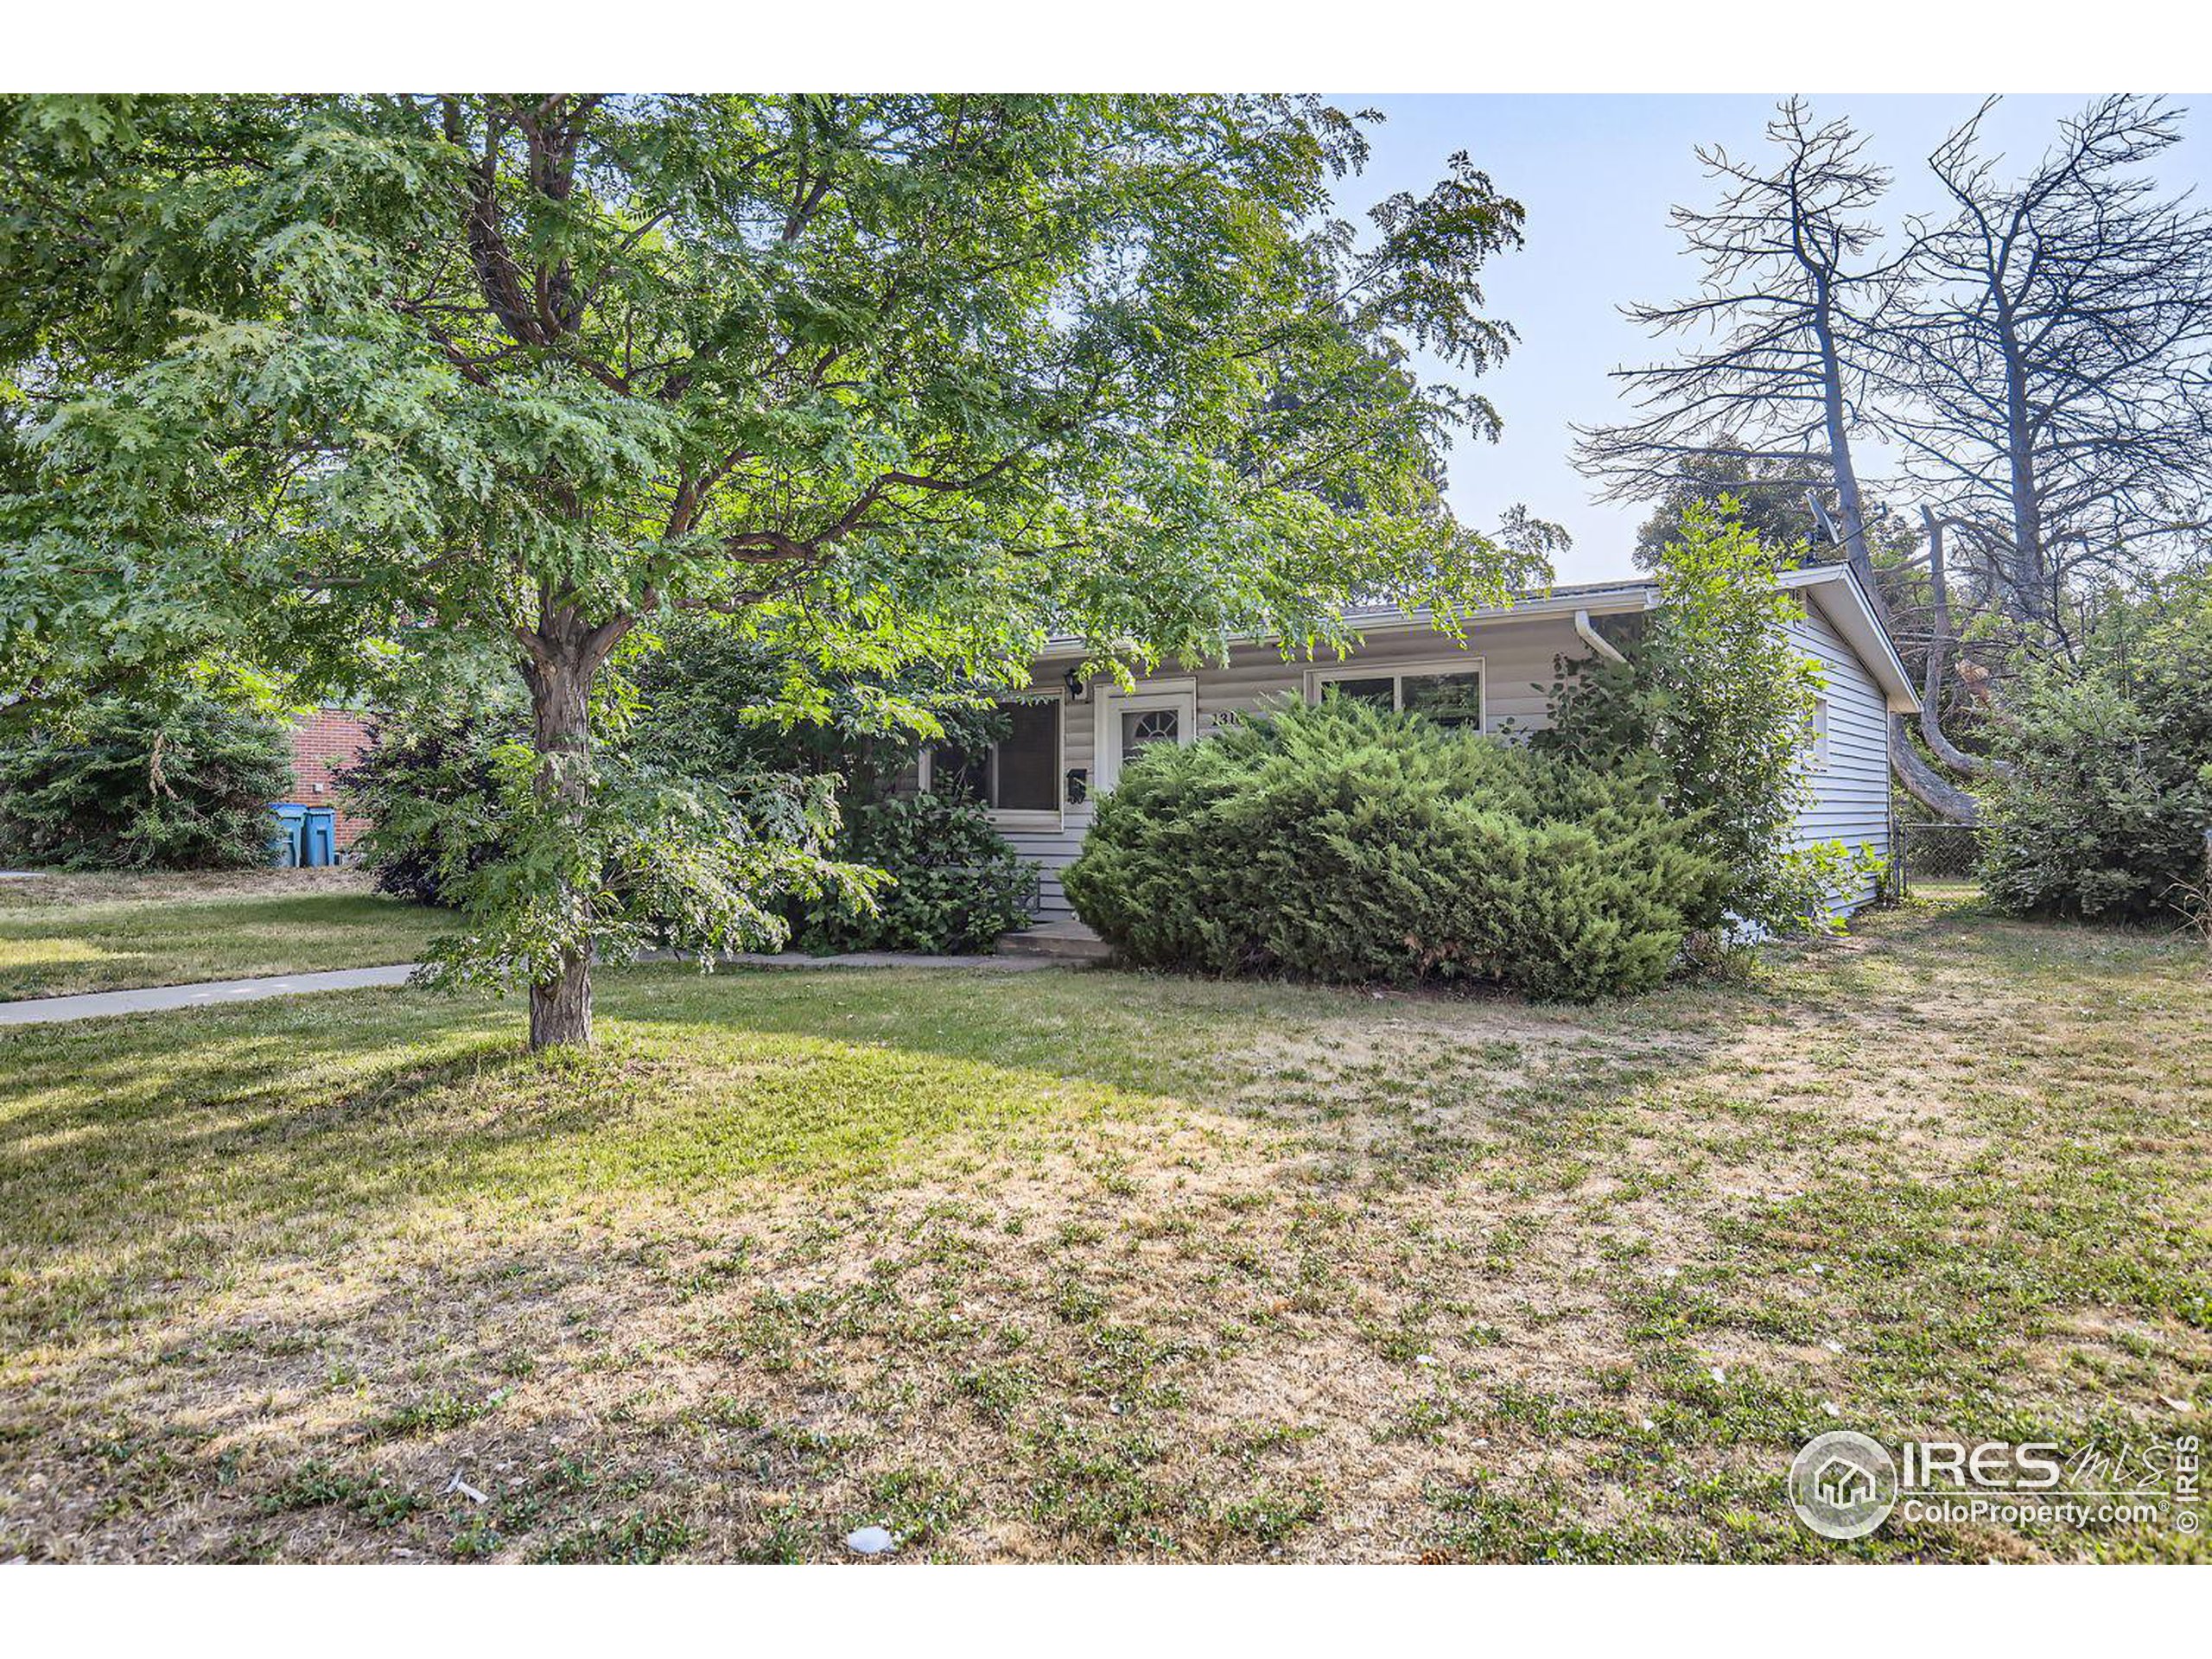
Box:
(1095, 682), (1197, 791)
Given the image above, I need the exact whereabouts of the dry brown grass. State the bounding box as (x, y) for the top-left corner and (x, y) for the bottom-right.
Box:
(1, 898), (2206, 1562)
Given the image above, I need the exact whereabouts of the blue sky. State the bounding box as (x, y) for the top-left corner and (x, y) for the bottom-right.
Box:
(1344, 94), (2212, 583)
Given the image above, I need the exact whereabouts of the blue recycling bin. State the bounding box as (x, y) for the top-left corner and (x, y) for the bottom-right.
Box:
(269, 803), (307, 868)
(302, 807), (337, 868)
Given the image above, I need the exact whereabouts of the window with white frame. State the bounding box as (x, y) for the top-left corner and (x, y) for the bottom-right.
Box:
(924, 697), (1063, 813)
(1808, 696), (1831, 767)
(1308, 659), (1484, 729)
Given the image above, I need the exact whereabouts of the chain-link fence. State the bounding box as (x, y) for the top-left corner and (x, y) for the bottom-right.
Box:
(1896, 821), (1980, 894)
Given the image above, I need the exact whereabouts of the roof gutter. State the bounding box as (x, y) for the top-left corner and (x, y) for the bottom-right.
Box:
(1573, 608), (1626, 665)
(1030, 587), (1658, 664)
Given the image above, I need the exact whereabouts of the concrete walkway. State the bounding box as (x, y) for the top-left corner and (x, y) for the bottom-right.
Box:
(0, 964), (420, 1026)
(0, 950), (1069, 1027)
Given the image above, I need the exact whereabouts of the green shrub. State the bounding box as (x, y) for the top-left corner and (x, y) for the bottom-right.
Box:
(0, 690), (291, 870)
(1978, 671), (2212, 924)
(1535, 499), (1878, 936)
(1061, 697), (1728, 1000)
(348, 699), (1034, 953)
(801, 792), (1039, 954)
(623, 618), (1034, 953)
(337, 708), (512, 906)
(416, 742), (867, 988)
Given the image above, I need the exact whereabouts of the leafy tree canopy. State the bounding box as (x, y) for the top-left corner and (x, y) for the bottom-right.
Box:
(1978, 565), (2212, 923)
(0, 94), (1541, 1045)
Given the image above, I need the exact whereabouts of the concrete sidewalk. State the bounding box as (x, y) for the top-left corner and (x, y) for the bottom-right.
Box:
(0, 950), (1071, 1027)
(0, 964), (420, 1026)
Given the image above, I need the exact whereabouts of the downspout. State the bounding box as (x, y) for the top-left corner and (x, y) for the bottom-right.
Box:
(1574, 609), (1626, 665)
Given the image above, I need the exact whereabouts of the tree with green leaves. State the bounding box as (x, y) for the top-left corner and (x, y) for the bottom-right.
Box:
(1, 94), (1541, 1047)
(1540, 500), (1877, 937)
(0, 685), (292, 871)
(1976, 566), (2212, 923)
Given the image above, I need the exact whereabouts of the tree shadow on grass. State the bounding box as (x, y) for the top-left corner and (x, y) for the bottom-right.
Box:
(10, 901), (2126, 1281)
(0, 926), (1916, 1325)
(10, 903), (2179, 1372)
(7, 905), (2205, 1560)
(0, 976), (1195, 1350)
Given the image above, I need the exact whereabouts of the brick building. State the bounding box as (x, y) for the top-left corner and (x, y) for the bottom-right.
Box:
(285, 707), (376, 850)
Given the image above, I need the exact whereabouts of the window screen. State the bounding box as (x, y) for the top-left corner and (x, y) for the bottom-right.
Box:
(1402, 671), (1482, 728)
(995, 699), (1061, 811)
(1319, 676), (1395, 709)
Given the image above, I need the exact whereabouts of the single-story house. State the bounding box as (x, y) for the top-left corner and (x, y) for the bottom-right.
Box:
(918, 563), (1919, 925)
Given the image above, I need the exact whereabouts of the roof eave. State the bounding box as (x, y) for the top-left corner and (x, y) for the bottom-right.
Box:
(1778, 564), (1922, 715)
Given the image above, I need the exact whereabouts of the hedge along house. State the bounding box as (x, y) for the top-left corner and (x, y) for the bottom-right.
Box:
(920, 565), (1920, 926)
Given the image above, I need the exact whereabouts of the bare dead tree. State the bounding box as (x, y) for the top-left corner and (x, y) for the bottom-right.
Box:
(1575, 98), (1893, 588)
(1878, 95), (2212, 645)
(1859, 502), (2016, 823)
(1567, 99), (1986, 812)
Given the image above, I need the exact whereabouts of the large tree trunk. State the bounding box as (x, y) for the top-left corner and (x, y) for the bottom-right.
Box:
(530, 943), (593, 1049)
(1814, 308), (1987, 827)
(1815, 289), (1879, 597)
(523, 639), (594, 1049)
(1915, 506), (2010, 783)
(1812, 311), (1983, 826)
(1891, 715), (1980, 823)
(1997, 318), (2051, 629)
(1887, 519), (1986, 823)
(517, 594), (630, 1051)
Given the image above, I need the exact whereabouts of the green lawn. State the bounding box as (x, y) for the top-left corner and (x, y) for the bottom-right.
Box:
(0, 871), (447, 999)
(0, 898), (2204, 1562)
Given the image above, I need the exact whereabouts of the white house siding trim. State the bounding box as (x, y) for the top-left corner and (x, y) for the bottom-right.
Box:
(1788, 607), (1892, 912)
(997, 809), (1095, 920)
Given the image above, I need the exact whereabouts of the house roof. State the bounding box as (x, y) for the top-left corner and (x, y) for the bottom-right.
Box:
(1036, 562), (1921, 715)
(1034, 577), (1658, 660)
(1779, 563), (1921, 715)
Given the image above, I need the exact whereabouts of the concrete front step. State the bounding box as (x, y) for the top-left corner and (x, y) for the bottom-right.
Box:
(995, 919), (1114, 962)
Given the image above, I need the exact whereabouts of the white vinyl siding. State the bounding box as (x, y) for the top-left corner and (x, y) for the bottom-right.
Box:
(996, 811), (1094, 919)
(1788, 609), (1892, 913)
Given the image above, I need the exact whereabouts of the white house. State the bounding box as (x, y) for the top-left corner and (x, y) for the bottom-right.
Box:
(918, 563), (1919, 925)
